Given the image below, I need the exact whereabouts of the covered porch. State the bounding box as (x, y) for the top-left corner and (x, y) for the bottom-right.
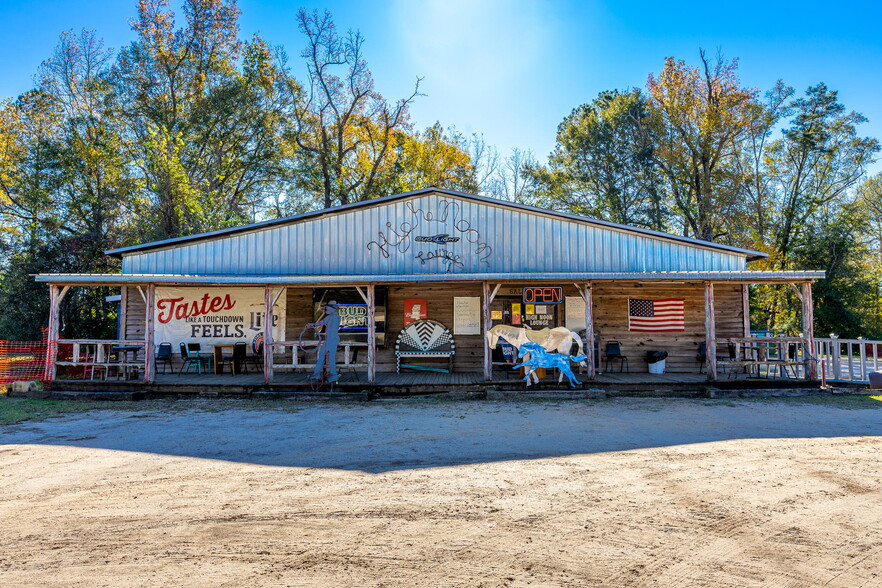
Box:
(37, 272), (826, 393)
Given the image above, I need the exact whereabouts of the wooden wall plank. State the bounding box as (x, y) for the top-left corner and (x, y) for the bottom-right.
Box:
(123, 286), (146, 342)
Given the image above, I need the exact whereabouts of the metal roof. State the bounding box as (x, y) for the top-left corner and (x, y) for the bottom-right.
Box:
(106, 187), (767, 261)
(111, 191), (765, 277)
(34, 270), (825, 285)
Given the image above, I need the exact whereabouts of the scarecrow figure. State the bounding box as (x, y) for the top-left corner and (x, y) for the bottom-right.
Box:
(310, 300), (341, 382)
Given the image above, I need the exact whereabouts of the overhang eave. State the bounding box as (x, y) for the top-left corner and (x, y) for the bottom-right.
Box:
(33, 270), (827, 286)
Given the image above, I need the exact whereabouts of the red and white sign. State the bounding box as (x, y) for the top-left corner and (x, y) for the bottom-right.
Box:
(404, 299), (427, 326)
(154, 287), (286, 348)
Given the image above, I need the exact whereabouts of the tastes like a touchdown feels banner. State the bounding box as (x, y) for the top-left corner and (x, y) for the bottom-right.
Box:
(154, 287), (286, 348)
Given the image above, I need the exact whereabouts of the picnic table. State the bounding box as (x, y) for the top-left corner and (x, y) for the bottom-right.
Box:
(718, 337), (811, 379)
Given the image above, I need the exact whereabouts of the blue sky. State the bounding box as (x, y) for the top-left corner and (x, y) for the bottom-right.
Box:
(2, 0), (880, 174)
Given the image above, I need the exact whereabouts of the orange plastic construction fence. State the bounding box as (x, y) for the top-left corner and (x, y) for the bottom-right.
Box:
(0, 329), (48, 389)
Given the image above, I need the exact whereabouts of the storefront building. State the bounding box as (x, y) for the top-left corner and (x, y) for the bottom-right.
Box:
(36, 188), (824, 386)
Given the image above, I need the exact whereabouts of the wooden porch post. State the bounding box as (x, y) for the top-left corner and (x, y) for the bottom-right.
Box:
(582, 282), (595, 379)
(263, 286), (274, 384)
(705, 282), (717, 381)
(367, 284), (376, 384)
(44, 285), (60, 382)
(742, 284), (751, 337)
(119, 286), (128, 340)
(144, 284), (155, 383)
(483, 282), (492, 381)
(44, 285), (71, 382)
(801, 281), (816, 379)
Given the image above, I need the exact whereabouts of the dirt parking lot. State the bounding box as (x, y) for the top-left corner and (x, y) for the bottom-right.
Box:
(1, 396), (881, 587)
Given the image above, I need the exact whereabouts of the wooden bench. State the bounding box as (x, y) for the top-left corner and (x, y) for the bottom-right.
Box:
(395, 319), (455, 373)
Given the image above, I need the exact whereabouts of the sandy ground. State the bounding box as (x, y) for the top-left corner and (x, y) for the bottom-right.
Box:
(1, 397), (881, 587)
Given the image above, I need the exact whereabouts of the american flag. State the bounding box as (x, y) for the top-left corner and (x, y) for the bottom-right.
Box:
(628, 299), (685, 332)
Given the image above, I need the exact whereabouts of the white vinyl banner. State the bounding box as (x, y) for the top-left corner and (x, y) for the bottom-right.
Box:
(154, 287), (286, 349)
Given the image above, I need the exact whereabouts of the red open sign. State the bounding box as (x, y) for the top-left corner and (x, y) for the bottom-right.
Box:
(523, 287), (563, 304)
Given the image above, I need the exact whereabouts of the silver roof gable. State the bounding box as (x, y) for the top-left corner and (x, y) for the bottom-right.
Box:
(107, 187), (767, 261)
(116, 190), (763, 276)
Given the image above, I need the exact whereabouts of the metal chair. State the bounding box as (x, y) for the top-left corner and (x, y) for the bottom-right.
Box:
(155, 342), (173, 374)
(230, 342), (249, 375)
(189, 342), (213, 372)
(244, 341), (263, 372)
(698, 342), (739, 376)
(604, 341), (629, 373)
(179, 343), (210, 375)
(718, 342), (735, 377)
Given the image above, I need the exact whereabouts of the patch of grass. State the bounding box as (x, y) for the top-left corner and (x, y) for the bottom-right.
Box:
(0, 396), (310, 425)
(0, 398), (112, 425)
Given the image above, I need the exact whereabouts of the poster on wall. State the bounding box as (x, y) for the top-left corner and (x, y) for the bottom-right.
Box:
(565, 296), (586, 330)
(154, 287), (286, 349)
(453, 297), (481, 334)
(404, 299), (427, 326)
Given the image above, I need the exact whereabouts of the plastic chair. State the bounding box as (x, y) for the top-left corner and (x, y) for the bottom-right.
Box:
(604, 341), (629, 373)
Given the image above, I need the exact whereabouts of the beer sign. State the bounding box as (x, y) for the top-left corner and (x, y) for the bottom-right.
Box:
(154, 287), (286, 348)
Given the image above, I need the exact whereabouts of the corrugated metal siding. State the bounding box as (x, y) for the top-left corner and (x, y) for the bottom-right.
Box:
(122, 193), (748, 276)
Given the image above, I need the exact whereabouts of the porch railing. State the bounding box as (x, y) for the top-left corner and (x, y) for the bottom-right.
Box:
(716, 336), (882, 383)
(53, 339), (146, 380)
(812, 337), (882, 383)
(269, 340), (368, 370)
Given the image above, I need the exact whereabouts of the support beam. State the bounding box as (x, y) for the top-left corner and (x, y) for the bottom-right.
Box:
(483, 282), (492, 381)
(144, 284), (155, 383)
(581, 282), (595, 379)
(705, 282), (717, 381)
(263, 286), (274, 384)
(44, 285), (60, 382)
(119, 286), (128, 340)
(43, 285), (72, 382)
(367, 285), (376, 384)
(742, 284), (750, 338)
(489, 283), (501, 303)
(801, 281), (816, 379)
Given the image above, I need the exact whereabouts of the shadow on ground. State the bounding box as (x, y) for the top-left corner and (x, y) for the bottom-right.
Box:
(2, 396), (881, 473)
